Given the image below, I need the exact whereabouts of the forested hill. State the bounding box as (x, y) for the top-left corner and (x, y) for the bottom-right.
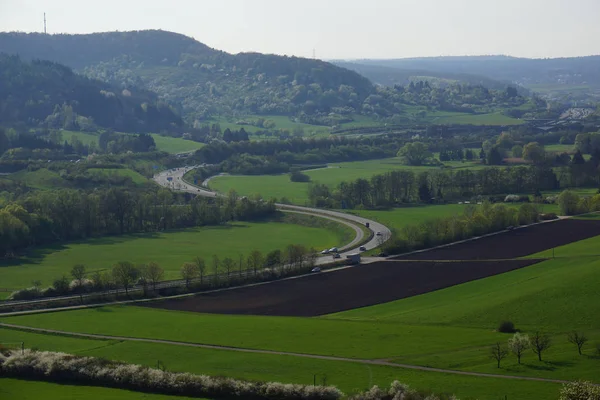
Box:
(352, 55), (600, 88)
(333, 61), (529, 94)
(0, 30), (376, 122)
(0, 54), (183, 133)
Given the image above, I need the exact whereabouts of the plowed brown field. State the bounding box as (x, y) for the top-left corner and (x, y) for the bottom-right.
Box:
(143, 259), (542, 316)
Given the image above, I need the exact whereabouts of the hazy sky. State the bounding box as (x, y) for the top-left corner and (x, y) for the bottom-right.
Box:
(1, 0), (599, 59)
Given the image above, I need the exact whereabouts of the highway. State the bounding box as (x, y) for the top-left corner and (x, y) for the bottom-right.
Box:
(152, 167), (392, 258)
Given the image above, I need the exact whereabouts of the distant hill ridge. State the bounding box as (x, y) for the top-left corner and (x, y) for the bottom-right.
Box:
(0, 30), (376, 122)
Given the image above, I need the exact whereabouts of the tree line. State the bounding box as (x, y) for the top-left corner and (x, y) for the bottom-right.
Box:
(0, 187), (276, 258)
(382, 202), (540, 255)
(308, 166), (562, 209)
(8, 243), (319, 301)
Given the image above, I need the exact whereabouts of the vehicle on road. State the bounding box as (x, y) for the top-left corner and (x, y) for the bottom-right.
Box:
(311, 267), (321, 273)
(359, 246), (366, 251)
(333, 253), (341, 259)
(320, 249), (330, 255)
(376, 232), (382, 236)
(329, 247), (338, 253)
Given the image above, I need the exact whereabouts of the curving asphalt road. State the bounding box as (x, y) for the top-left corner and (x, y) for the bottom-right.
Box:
(152, 167), (392, 258)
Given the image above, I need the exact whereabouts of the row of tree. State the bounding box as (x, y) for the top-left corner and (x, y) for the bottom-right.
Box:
(383, 203), (540, 255)
(9, 244), (319, 301)
(0, 187), (276, 258)
(308, 166), (562, 209)
(491, 331), (592, 368)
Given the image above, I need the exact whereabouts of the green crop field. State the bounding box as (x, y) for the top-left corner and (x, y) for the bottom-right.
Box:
(0, 328), (560, 400)
(0, 220), (347, 290)
(208, 158), (485, 204)
(0, 378), (201, 400)
(150, 134), (205, 153)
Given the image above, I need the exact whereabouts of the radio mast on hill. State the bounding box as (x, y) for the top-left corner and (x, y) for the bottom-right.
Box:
(44, 13), (47, 34)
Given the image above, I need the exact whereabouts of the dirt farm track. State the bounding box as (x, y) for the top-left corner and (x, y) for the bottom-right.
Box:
(143, 218), (600, 317)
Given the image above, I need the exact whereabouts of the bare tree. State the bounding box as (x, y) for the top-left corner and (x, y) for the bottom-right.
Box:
(194, 257), (206, 284)
(144, 262), (164, 292)
(70, 264), (86, 303)
(508, 332), (530, 364)
(531, 331), (552, 361)
(567, 331), (588, 355)
(112, 261), (139, 296)
(490, 342), (509, 368)
(180, 262), (199, 289)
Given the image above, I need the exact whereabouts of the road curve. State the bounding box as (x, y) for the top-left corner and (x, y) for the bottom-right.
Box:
(153, 167), (392, 256)
(0, 322), (576, 386)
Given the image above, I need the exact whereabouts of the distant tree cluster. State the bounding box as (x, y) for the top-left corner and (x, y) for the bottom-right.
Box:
(382, 202), (539, 255)
(308, 166), (560, 209)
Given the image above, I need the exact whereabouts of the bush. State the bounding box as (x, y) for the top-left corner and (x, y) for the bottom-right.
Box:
(0, 350), (343, 400)
(498, 321), (517, 333)
(289, 170), (311, 182)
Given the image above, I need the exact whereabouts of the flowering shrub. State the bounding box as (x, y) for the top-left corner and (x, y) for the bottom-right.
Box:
(348, 381), (459, 400)
(0, 350), (342, 400)
(559, 381), (600, 400)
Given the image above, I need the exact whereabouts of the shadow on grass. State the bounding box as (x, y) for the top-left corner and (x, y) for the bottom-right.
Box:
(0, 224), (254, 268)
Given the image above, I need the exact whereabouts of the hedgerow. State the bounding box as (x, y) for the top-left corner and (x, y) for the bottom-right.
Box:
(0, 349), (342, 400)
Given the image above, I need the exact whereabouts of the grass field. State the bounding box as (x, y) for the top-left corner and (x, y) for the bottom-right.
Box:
(0, 378), (201, 400)
(86, 168), (149, 185)
(150, 134), (204, 153)
(4, 232), (600, 387)
(0, 220), (347, 290)
(0, 328), (560, 400)
(349, 203), (561, 232)
(208, 157), (485, 204)
(7, 169), (65, 190)
(545, 144), (575, 154)
(61, 130), (204, 154)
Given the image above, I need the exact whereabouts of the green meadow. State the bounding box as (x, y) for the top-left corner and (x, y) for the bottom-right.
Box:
(0, 327), (560, 400)
(208, 157), (485, 204)
(0, 220), (347, 290)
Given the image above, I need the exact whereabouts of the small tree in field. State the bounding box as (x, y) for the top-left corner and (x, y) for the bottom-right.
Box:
(144, 262), (164, 292)
(221, 257), (235, 281)
(180, 262), (199, 289)
(567, 331), (588, 355)
(212, 255), (220, 284)
(490, 342), (509, 368)
(531, 331), (552, 361)
(71, 264), (86, 302)
(508, 332), (530, 364)
(194, 257), (206, 284)
(112, 261), (139, 296)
